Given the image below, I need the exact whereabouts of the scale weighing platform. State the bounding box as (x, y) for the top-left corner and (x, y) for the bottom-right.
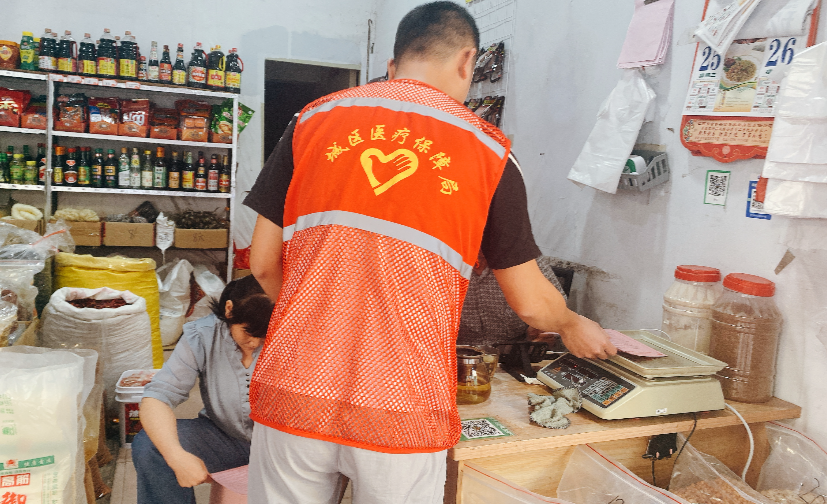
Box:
(536, 330), (727, 420)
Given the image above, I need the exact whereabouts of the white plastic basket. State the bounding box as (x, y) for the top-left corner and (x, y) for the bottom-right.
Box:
(618, 150), (670, 192)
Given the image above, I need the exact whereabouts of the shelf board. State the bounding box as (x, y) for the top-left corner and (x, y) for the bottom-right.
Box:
(51, 186), (231, 198)
(51, 130), (232, 149)
(0, 183), (45, 191)
(0, 126), (46, 135)
(0, 69), (48, 81)
(50, 74), (236, 98)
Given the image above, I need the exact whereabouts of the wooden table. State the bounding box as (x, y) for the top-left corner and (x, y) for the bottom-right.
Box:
(445, 368), (801, 503)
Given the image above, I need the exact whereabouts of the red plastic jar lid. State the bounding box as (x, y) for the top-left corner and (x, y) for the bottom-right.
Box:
(723, 273), (775, 297)
(674, 265), (721, 283)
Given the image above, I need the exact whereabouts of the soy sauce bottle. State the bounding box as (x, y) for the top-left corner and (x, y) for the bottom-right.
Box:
(119, 31), (138, 80)
(219, 154), (231, 193)
(194, 151), (207, 191)
(172, 43), (187, 86)
(104, 148), (118, 188)
(96, 29), (118, 77)
(64, 147), (79, 185)
(206, 45), (225, 91)
(147, 41), (160, 83)
(187, 43), (207, 89)
(78, 147), (91, 186)
(168, 151), (181, 190)
(52, 146), (66, 186)
(207, 154), (220, 192)
(182, 151), (195, 190)
(38, 30), (57, 72)
(78, 33), (97, 77)
(56, 31), (77, 74)
(91, 148), (104, 188)
(159, 45), (172, 83)
(225, 48), (243, 94)
(36, 143), (47, 185)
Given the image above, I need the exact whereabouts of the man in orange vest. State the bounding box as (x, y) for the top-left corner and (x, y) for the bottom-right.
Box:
(244, 2), (617, 502)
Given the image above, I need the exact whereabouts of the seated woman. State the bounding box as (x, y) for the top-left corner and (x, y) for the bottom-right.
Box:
(132, 274), (274, 504)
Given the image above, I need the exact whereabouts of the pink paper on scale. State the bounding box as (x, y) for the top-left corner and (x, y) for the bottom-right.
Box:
(604, 329), (667, 358)
(209, 465), (248, 495)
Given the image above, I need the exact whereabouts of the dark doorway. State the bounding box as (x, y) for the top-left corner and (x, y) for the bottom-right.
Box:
(263, 60), (360, 160)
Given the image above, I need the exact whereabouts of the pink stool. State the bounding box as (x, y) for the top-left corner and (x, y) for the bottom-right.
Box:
(209, 465), (248, 504)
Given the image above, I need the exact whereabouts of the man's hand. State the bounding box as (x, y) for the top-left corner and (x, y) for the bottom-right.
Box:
(168, 450), (211, 488)
(558, 315), (617, 360)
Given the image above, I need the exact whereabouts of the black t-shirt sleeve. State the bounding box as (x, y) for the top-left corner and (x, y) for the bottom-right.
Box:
(480, 155), (541, 270)
(243, 117), (297, 227)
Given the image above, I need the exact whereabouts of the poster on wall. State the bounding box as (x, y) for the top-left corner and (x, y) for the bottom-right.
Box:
(680, 0), (821, 163)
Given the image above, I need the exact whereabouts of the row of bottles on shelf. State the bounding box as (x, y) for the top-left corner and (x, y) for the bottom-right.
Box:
(0, 143), (231, 193)
(11, 29), (242, 92)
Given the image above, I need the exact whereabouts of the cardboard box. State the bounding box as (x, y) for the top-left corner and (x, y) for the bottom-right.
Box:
(103, 222), (155, 247)
(174, 228), (228, 249)
(2, 218), (41, 233)
(51, 220), (102, 246)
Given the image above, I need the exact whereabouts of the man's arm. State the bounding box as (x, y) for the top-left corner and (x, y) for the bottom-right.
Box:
(493, 260), (617, 359)
(250, 215), (284, 301)
(140, 397), (210, 487)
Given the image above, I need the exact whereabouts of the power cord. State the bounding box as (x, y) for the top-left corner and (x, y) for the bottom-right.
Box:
(725, 403), (754, 481)
(651, 458), (657, 487)
(666, 412), (698, 491)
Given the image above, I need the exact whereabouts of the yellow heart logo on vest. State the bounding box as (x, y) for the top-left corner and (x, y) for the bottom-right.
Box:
(360, 148), (419, 196)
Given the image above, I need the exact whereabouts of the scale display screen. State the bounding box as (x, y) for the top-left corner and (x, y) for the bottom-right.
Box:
(540, 355), (635, 408)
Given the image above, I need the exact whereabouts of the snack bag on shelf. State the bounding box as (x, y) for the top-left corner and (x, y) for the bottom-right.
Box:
(54, 93), (88, 133)
(756, 423), (827, 504)
(119, 99), (150, 138)
(149, 107), (179, 140)
(669, 437), (772, 504)
(0, 87), (32, 127)
(88, 97), (120, 135)
(176, 99), (211, 142)
(21, 94), (47, 130)
(557, 445), (691, 504)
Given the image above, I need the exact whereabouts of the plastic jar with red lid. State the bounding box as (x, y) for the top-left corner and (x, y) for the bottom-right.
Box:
(661, 265), (723, 354)
(709, 273), (782, 403)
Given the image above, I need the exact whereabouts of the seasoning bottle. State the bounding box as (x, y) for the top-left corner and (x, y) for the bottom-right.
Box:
(96, 29), (117, 77)
(56, 30), (77, 74)
(64, 147), (79, 185)
(182, 151), (195, 190)
(194, 151), (207, 191)
(153, 147), (167, 189)
(207, 154), (220, 192)
(104, 148), (118, 188)
(36, 144), (46, 184)
(709, 273), (782, 403)
(77, 147), (91, 186)
(206, 45), (225, 91)
(129, 147), (141, 188)
(119, 31), (138, 80)
(0, 153), (8, 183)
(118, 147), (130, 188)
(168, 151), (181, 190)
(456, 347), (491, 405)
(9, 154), (25, 185)
(172, 43), (187, 86)
(225, 48), (242, 94)
(78, 33), (96, 77)
(219, 154), (231, 193)
(19, 32), (37, 71)
(53, 146), (66, 186)
(187, 43), (207, 89)
(147, 41), (160, 83)
(141, 149), (153, 188)
(159, 45), (172, 83)
(91, 148), (104, 188)
(661, 266), (722, 354)
(38, 29), (57, 72)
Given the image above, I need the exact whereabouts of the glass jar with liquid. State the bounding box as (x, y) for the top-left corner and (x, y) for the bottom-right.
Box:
(456, 347), (491, 405)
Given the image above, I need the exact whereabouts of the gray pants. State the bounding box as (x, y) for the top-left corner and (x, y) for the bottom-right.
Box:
(248, 422), (447, 504)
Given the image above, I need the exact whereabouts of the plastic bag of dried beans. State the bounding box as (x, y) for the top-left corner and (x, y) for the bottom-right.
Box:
(756, 423), (827, 504)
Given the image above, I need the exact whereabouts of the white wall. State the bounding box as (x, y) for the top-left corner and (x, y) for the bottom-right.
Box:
(372, 0), (827, 445)
(3, 0), (379, 247)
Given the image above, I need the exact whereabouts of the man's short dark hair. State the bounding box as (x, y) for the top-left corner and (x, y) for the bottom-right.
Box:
(393, 2), (480, 65)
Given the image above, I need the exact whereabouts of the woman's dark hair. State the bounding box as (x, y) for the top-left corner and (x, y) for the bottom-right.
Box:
(210, 275), (274, 339)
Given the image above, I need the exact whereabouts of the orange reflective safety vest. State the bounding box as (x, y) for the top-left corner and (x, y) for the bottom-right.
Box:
(250, 79), (511, 453)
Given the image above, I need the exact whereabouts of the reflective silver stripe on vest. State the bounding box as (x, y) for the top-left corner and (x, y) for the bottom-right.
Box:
(300, 97), (506, 159)
(283, 210), (473, 280)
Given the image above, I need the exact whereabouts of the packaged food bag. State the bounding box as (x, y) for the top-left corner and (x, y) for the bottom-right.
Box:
(0, 346), (86, 504)
(462, 462), (575, 504)
(756, 422), (827, 504)
(40, 287), (153, 416)
(186, 264), (225, 323)
(156, 258), (193, 346)
(54, 253), (163, 368)
(669, 438), (773, 504)
(557, 445), (691, 504)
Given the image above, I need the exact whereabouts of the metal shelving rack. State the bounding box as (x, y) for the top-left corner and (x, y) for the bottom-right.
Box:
(0, 69), (239, 279)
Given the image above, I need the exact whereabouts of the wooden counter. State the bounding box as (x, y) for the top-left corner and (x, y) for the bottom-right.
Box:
(445, 367), (801, 503)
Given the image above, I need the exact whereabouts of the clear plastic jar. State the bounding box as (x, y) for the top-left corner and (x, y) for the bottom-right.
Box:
(661, 265), (723, 354)
(709, 273), (782, 403)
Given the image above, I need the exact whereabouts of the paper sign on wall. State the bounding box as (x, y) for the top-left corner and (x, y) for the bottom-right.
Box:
(705, 170), (731, 205)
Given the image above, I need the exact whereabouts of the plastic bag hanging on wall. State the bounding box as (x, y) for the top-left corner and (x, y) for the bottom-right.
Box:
(567, 69), (656, 194)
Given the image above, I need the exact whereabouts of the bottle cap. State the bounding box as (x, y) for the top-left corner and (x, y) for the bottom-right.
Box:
(85, 33), (91, 38)
(13, 154), (23, 159)
(55, 146), (66, 155)
(107, 148), (115, 154)
(214, 45), (221, 50)
(121, 147), (128, 153)
(723, 273), (775, 297)
(95, 148), (103, 153)
(674, 265), (720, 283)
(26, 161), (36, 166)
(156, 147), (164, 156)
(67, 147), (77, 153)
(22, 31), (33, 37)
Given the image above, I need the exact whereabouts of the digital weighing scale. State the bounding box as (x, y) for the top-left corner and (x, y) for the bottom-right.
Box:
(536, 330), (727, 420)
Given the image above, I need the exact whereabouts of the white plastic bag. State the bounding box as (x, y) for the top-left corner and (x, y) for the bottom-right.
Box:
(557, 445), (691, 504)
(0, 346), (85, 504)
(186, 264), (225, 323)
(567, 70), (656, 194)
(40, 287), (153, 415)
(763, 179), (827, 218)
(461, 462), (574, 504)
(157, 259), (193, 346)
(669, 438), (773, 504)
(756, 422), (827, 503)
